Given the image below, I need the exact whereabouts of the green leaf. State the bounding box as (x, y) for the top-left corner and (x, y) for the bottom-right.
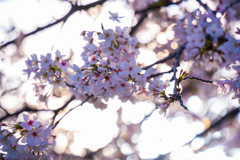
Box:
(101, 23), (104, 30)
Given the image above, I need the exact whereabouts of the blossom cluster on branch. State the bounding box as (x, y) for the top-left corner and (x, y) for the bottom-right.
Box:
(23, 50), (69, 106)
(172, 1), (240, 103)
(0, 112), (55, 159)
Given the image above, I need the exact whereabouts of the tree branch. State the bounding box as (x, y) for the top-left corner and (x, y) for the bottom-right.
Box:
(143, 44), (186, 70)
(51, 95), (76, 125)
(130, 0), (184, 36)
(130, 13), (148, 36)
(197, 107), (240, 137)
(0, 0), (107, 49)
(143, 52), (177, 70)
(221, 0), (240, 14)
(177, 96), (188, 110)
(195, 0), (214, 13)
(0, 96), (76, 122)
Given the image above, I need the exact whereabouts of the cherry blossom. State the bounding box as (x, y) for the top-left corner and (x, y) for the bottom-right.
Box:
(0, 112), (55, 159)
(108, 11), (124, 23)
(20, 113), (41, 130)
(158, 101), (170, 115)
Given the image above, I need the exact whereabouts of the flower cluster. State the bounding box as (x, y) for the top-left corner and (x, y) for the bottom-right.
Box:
(214, 63), (240, 103)
(22, 12), (171, 109)
(68, 26), (170, 103)
(0, 112), (55, 159)
(23, 51), (68, 106)
(216, 0), (237, 21)
(171, 6), (240, 102)
(173, 10), (226, 71)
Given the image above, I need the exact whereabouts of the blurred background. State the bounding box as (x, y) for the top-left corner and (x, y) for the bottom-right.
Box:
(1, 0), (240, 159)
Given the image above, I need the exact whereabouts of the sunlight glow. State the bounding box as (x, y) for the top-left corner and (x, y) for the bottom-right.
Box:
(191, 137), (205, 150)
(55, 133), (68, 154)
(157, 32), (168, 44)
(186, 95), (204, 116)
(170, 146), (194, 160)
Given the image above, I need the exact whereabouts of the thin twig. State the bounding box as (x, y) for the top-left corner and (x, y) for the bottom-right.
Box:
(182, 76), (213, 84)
(149, 69), (174, 78)
(65, 82), (76, 88)
(0, 96), (76, 122)
(51, 95), (76, 126)
(52, 94), (93, 129)
(178, 96), (188, 110)
(143, 52), (177, 70)
(143, 43), (186, 70)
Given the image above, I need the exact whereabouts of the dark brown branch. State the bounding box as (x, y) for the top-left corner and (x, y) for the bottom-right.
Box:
(174, 76), (213, 110)
(171, 45), (185, 92)
(172, 50), (181, 94)
(195, 0), (208, 10)
(178, 96), (188, 110)
(221, 0), (240, 14)
(167, 44), (187, 110)
(130, 0), (184, 36)
(182, 76), (213, 84)
(130, 13), (148, 36)
(195, 0), (214, 13)
(143, 43), (186, 70)
(0, 0), (107, 49)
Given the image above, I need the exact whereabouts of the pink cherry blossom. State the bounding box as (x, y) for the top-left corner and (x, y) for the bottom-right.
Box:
(20, 113), (41, 130)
